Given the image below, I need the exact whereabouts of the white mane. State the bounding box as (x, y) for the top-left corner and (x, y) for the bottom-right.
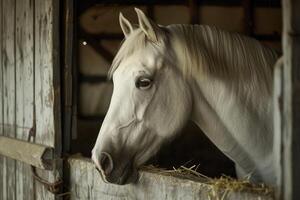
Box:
(168, 25), (278, 107)
(110, 24), (278, 106)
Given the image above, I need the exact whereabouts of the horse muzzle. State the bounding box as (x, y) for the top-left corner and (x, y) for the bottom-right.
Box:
(92, 151), (138, 185)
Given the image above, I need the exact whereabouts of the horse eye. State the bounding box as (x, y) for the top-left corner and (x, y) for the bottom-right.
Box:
(135, 77), (153, 90)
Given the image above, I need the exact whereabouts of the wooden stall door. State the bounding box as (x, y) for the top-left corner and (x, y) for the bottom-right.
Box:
(0, 0), (61, 199)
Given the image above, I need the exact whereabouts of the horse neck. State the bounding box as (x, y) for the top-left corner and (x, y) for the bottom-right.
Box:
(167, 25), (274, 159)
(167, 25), (277, 182)
(188, 74), (274, 182)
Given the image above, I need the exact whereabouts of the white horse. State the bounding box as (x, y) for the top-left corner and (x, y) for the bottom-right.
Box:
(92, 8), (278, 185)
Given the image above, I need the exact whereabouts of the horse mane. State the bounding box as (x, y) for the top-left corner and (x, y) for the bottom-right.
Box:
(109, 24), (278, 97)
(168, 25), (278, 95)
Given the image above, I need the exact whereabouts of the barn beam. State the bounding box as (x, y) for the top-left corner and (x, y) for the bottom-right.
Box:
(281, 0), (300, 199)
(0, 136), (54, 170)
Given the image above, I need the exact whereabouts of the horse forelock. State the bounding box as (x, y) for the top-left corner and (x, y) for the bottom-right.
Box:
(108, 28), (167, 79)
(109, 29), (144, 79)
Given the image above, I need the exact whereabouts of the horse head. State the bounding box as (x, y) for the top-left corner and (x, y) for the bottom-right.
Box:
(92, 8), (192, 185)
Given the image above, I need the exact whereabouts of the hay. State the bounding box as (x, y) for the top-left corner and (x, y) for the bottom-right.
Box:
(208, 175), (273, 196)
(140, 165), (274, 199)
(141, 164), (209, 182)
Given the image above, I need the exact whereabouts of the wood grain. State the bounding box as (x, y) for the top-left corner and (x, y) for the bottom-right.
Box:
(0, 0), (3, 199)
(15, 0), (35, 199)
(34, 0), (61, 199)
(0, 0), (62, 199)
(69, 157), (274, 200)
(2, 0), (16, 199)
(0, 136), (54, 170)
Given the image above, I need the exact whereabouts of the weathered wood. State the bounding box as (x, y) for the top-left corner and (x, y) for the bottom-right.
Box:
(0, 1), (2, 198)
(0, 0), (3, 199)
(34, 0), (62, 199)
(63, 0), (75, 153)
(69, 157), (273, 200)
(282, 1), (300, 199)
(0, 0), (2, 141)
(0, 0), (62, 198)
(0, 136), (54, 169)
(2, 0), (16, 199)
(15, 0), (35, 199)
(35, 0), (59, 149)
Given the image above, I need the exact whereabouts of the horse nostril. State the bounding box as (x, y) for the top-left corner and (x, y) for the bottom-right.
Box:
(99, 152), (114, 175)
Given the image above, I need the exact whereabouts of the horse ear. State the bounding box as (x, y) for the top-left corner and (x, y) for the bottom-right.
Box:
(119, 12), (133, 38)
(135, 8), (160, 42)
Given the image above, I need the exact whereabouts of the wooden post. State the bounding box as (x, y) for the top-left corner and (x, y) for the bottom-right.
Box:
(281, 0), (300, 199)
(63, 0), (75, 154)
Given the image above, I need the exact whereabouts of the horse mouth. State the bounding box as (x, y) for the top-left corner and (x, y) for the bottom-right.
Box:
(95, 163), (138, 185)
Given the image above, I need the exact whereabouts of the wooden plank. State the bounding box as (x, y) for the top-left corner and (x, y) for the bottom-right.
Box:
(2, 0), (16, 199)
(63, 0), (75, 153)
(282, 1), (300, 199)
(34, 0), (62, 198)
(15, 0), (35, 199)
(0, 136), (54, 169)
(69, 157), (274, 200)
(0, 0), (3, 198)
(35, 0), (57, 148)
(0, 0), (2, 134)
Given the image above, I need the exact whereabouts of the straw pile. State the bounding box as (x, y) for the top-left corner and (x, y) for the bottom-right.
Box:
(140, 165), (274, 199)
